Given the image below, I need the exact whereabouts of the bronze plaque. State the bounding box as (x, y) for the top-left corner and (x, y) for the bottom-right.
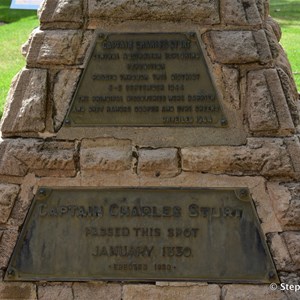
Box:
(6, 188), (278, 283)
(65, 32), (227, 127)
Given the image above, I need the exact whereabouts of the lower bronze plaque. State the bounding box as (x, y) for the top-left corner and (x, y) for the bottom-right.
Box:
(6, 188), (278, 282)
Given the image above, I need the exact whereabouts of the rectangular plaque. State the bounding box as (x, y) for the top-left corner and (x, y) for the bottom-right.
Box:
(6, 188), (278, 283)
(65, 32), (227, 127)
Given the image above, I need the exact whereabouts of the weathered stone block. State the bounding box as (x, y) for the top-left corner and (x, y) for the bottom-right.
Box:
(207, 30), (271, 64)
(222, 66), (240, 109)
(80, 138), (133, 175)
(282, 232), (300, 269)
(26, 30), (92, 66)
(247, 69), (279, 132)
(221, 0), (262, 25)
(0, 184), (20, 224)
(137, 148), (179, 178)
(223, 284), (287, 299)
(247, 69), (295, 134)
(0, 139), (76, 177)
(267, 182), (300, 230)
(0, 227), (19, 268)
(52, 69), (82, 131)
(268, 233), (293, 271)
(38, 284), (73, 300)
(73, 283), (122, 300)
(123, 284), (221, 300)
(0, 68), (47, 137)
(39, 0), (83, 29)
(88, 0), (220, 26)
(0, 282), (36, 299)
(182, 138), (294, 178)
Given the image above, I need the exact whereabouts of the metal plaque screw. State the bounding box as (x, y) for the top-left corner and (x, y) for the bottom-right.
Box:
(39, 188), (46, 196)
(240, 189), (248, 197)
(269, 271), (275, 279)
(7, 269), (15, 278)
(189, 32), (196, 39)
(65, 119), (71, 126)
(221, 119), (228, 127)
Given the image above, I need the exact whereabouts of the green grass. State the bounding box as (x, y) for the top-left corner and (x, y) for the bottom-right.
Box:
(0, 0), (38, 117)
(270, 0), (300, 89)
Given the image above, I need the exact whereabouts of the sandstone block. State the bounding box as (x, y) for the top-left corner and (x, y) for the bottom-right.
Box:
(279, 272), (300, 299)
(0, 139), (76, 177)
(0, 68), (47, 137)
(181, 138), (294, 178)
(73, 283), (121, 300)
(39, 0), (83, 29)
(247, 69), (279, 132)
(123, 284), (220, 300)
(222, 66), (240, 109)
(80, 138), (132, 175)
(137, 148), (179, 178)
(52, 69), (82, 131)
(0, 184), (20, 224)
(38, 284), (73, 300)
(207, 30), (271, 64)
(88, 0), (219, 26)
(267, 182), (300, 230)
(282, 232), (300, 269)
(221, 0), (262, 25)
(277, 68), (299, 126)
(26, 30), (91, 66)
(247, 69), (295, 134)
(0, 282), (36, 299)
(0, 227), (19, 268)
(266, 16), (282, 41)
(268, 233), (293, 271)
(223, 284), (287, 300)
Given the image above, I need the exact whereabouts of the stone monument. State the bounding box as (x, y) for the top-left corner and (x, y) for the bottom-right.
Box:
(0, 0), (299, 299)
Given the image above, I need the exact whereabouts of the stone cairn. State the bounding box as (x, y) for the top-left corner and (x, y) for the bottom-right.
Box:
(0, 0), (299, 299)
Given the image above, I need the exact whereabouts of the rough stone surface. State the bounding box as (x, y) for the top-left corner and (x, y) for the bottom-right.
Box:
(0, 227), (19, 268)
(137, 148), (179, 178)
(267, 182), (300, 230)
(247, 69), (279, 132)
(80, 138), (133, 175)
(268, 233), (293, 271)
(247, 69), (295, 134)
(26, 30), (91, 66)
(222, 0), (262, 25)
(0, 139), (76, 177)
(279, 272), (300, 300)
(73, 283), (121, 300)
(39, 0), (83, 29)
(52, 69), (82, 131)
(0, 68), (47, 136)
(282, 232), (300, 269)
(277, 68), (299, 126)
(207, 30), (271, 64)
(222, 66), (240, 109)
(88, 0), (220, 26)
(123, 284), (221, 300)
(223, 284), (287, 300)
(38, 284), (73, 300)
(181, 138), (294, 178)
(0, 184), (20, 224)
(266, 16), (282, 41)
(0, 282), (36, 299)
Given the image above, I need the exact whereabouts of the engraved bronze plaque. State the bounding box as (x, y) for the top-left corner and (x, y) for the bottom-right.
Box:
(65, 32), (227, 127)
(6, 188), (278, 282)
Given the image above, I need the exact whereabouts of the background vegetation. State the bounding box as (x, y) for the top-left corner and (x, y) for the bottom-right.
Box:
(0, 0), (299, 118)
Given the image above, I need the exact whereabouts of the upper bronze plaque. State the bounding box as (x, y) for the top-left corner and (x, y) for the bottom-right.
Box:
(6, 188), (278, 283)
(65, 32), (227, 127)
